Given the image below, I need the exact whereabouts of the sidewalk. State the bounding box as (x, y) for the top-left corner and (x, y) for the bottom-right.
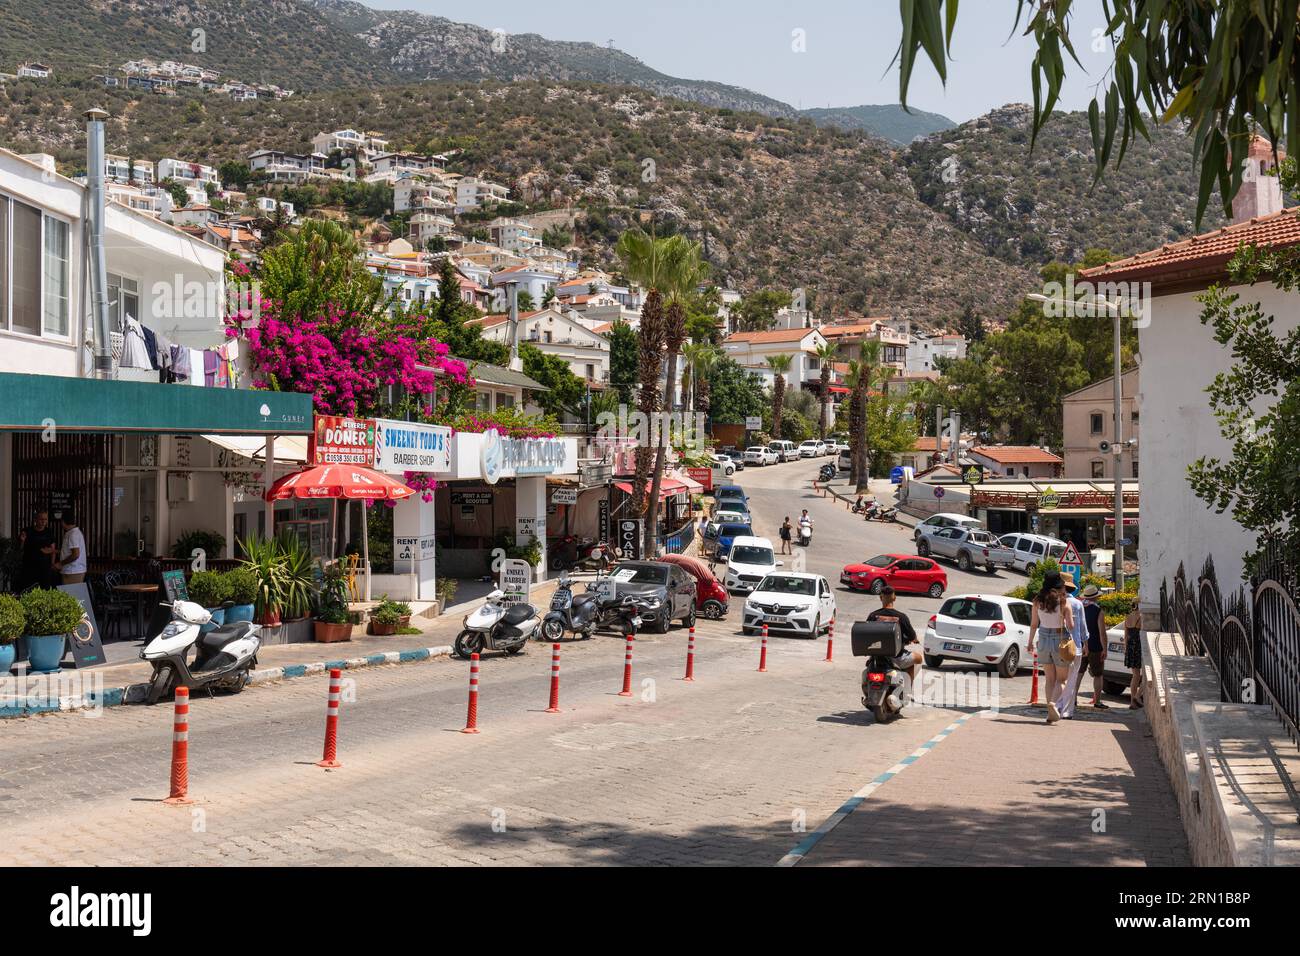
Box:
(0, 576), (561, 719)
(792, 699), (1189, 866)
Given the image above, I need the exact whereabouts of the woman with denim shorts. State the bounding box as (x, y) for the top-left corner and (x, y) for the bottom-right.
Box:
(1027, 571), (1075, 724)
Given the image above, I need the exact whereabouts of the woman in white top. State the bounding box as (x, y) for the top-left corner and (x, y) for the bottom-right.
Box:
(1027, 570), (1074, 723)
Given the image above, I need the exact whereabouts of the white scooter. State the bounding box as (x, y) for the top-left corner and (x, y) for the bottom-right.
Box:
(454, 589), (541, 659)
(141, 601), (262, 704)
(798, 518), (813, 547)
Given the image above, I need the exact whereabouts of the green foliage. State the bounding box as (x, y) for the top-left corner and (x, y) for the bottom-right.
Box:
(187, 570), (231, 609)
(237, 534), (318, 619)
(19, 588), (84, 637)
(0, 594), (24, 645)
(436, 577), (459, 605)
(159, 177), (190, 209)
(707, 357), (766, 424)
(258, 219), (393, 324)
(607, 320), (639, 403)
(733, 289), (792, 332)
(223, 568), (259, 606)
(171, 529), (226, 562)
(520, 343), (588, 417)
(315, 563), (352, 625)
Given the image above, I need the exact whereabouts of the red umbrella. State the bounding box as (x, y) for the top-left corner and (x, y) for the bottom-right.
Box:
(264, 463), (415, 501)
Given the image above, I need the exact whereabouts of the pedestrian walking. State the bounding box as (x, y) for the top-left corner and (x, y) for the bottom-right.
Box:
(1027, 570), (1074, 724)
(1124, 606), (1144, 709)
(779, 516), (793, 555)
(1074, 583), (1108, 710)
(52, 512), (86, 585)
(1056, 572), (1088, 719)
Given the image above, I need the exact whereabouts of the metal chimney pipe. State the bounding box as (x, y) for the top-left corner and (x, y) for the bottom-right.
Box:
(85, 108), (113, 380)
(950, 411), (962, 464)
(506, 280), (522, 371)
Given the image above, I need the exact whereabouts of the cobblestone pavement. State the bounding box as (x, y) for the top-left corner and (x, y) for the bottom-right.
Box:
(0, 459), (1187, 866)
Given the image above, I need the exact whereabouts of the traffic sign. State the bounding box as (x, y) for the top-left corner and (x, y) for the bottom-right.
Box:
(1058, 540), (1084, 584)
(933, 486), (946, 499)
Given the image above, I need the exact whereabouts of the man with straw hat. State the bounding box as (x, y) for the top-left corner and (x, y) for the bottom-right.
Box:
(1074, 583), (1109, 710)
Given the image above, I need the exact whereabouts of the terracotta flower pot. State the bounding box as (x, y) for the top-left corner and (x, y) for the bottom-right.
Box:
(314, 621), (353, 643)
(368, 620), (398, 636)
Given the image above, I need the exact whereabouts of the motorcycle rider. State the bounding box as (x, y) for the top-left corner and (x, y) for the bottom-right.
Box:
(798, 509), (813, 543)
(866, 586), (921, 692)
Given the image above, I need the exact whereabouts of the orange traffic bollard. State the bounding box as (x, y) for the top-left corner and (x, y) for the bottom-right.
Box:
(317, 668), (343, 768)
(462, 653), (481, 733)
(545, 643), (561, 713)
(758, 623), (769, 673)
(682, 625), (696, 682)
(163, 686), (192, 805)
(618, 632), (634, 697)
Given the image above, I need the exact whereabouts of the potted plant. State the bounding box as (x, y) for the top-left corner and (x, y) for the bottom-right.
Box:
(239, 535), (285, 626)
(313, 563), (353, 643)
(187, 569), (230, 634)
(368, 600), (402, 636)
(435, 577), (458, 616)
(277, 534), (317, 622)
(0, 593), (23, 674)
(19, 588), (86, 674)
(223, 567), (258, 623)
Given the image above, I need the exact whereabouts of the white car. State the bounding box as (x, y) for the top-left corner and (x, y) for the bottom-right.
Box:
(823, 439), (840, 455)
(837, 448), (852, 471)
(768, 440), (799, 462)
(744, 445), (778, 466)
(997, 532), (1069, 573)
(723, 536), (782, 594)
(742, 572), (836, 638)
(1102, 623), (1135, 696)
(913, 512), (984, 545)
(922, 593), (1034, 678)
(709, 453), (736, 477)
(797, 440), (825, 458)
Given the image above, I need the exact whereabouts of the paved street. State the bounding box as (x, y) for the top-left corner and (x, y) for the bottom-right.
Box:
(0, 458), (1186, 866)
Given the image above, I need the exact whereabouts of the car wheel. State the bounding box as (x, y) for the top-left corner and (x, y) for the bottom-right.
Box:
(1103, 679), (1128, 697)
(655, 614), (671, 635)
(742, 626), (755, 636)
(869, 578), (885, 595)
(924, 654), (944, 669)
(928, 582), (945, 599)
(985, 564), (996, 574)
(998, 644), (1020, 679)
(702, 599), (725, 620)
(682, 607), (696, 629)
(917, 540), (931, 557)
(957, 551), (971, 571)
(1026, 561), (1038, 575)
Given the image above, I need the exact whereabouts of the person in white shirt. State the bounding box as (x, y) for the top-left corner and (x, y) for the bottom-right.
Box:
(54, 514), (87, 584)
(1056, 572), (1088, 719)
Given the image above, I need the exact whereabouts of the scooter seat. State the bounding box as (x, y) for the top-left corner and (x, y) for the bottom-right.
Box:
(501, 604), (536, 625)
(199, 622), (255, 654)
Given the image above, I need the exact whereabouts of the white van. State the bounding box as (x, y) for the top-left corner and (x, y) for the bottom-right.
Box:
(998, 532), (1069, 573)
(723, 535), (781, 593)
(768, 440), (798, 463)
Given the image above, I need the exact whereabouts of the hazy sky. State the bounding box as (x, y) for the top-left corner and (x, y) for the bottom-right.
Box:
(361, 0), (1109, 121)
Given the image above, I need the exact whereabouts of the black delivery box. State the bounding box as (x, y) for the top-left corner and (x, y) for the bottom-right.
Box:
(851, 620), (903, 658)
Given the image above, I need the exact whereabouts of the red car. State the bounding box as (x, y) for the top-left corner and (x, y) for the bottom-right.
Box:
(658, 553), (730, 619)
(840, 553), (947, 599)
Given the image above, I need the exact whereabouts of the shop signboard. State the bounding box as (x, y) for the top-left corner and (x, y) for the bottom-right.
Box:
(686, 466), (713, 491)
(161, 569), (190, 603)
(374, 419), (451, 474)
(56, 583), (106, 669)
(1037, 487), (1061, 511)
(516, 515), (541, 544)
(450, 491), (493, 506)
(394, 535), (436, 562)
(618, 518), (642, 560)
(598, 498), (610, 542)
(961, 465), (984, 487)
(49, 489), (75, 521)
(311, 416), (376, 466)
(744, 416), (762, 431)
(499, 558), (532, 605)
(551, 487), (578, 506)
(480, 429), (569, 485)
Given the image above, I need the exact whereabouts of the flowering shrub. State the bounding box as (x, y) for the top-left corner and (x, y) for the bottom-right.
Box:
(234, 298), (468, 417)
(403, 471), (438, 503)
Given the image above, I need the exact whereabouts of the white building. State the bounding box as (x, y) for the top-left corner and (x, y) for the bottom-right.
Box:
(156, 158), (219, 188)
(489, 267), (562, 311)
(393, 178), (455, 214)
(247, 149), (327, 184)
(469, 306), (611, 385)
(906, 331), (967, 374)
(722, 327), (831, 390)
(311, 129), (390, 161)
(488, 217), (541, 255)
(370, 152), (443, 179)
(105, 154), (155, 185)
(455, 176), (510, 213)
(17, 63), (52, 79)
(1079, 207), (1300, 624)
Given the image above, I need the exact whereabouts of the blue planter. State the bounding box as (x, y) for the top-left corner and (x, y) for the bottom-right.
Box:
(25, 633), (66, 674)
(225, 604), (254, 623)
(198, 608), (226, 635)
(0, 643), (14, 674)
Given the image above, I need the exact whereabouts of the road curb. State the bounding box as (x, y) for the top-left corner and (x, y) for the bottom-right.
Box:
(0, 643), (456, 720)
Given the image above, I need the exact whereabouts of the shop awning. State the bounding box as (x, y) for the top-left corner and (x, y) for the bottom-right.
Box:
(672, 471), (704, 494)
(614, 477), (690, 499)
(203, 434), (309, 462)
(0, 372), (313, 435)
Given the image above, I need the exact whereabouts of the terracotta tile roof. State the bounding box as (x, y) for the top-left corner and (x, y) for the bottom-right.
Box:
(472, 310), (546, 327)
(911, 436), (952, 453)
(725, 328), (817, 345)
(1078, 207), (1300, 289)
(818, 320), (889, 338)
(970, 445), (1063, 464)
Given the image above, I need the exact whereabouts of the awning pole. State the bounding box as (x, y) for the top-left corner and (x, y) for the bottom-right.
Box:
(362, 502), (372, 601)
(264, 435), (276, 539)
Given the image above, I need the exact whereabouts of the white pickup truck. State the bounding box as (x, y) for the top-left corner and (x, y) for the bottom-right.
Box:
(920, 526), (1016, 573)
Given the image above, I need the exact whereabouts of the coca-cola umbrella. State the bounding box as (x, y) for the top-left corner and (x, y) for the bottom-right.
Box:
(265, 464), (416, 600)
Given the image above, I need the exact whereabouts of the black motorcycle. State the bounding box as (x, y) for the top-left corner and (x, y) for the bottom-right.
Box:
(818, 463), (837, 483)
(541, 573), (603, 641)
(852, 620), (909, 724)
(606, 593), (663, 637)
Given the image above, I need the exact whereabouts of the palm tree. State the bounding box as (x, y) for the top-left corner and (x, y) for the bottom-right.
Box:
(765, 354), (793, 440)
(682, 341), (719, 413)
(814, 341), (839, 438)
(845, 341), (885, 493)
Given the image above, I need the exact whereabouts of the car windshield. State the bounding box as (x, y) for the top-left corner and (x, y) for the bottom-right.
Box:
(939, 598), (1003, 621)
(730, 546), (774, 565)
(611, 564), (668, 585)
(746, 447), (766, 454)
(863, 555), (895, 568)
(720, 524), (753, 538)
(1049, 543), (1067, 558)
(758, 575), (817, 596)
(968, 531), (997, 545)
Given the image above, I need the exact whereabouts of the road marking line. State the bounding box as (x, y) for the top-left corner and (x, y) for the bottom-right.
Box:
(776, 710), (983, 867)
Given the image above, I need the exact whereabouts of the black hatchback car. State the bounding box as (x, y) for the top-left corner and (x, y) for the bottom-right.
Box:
(607, 561), (697, 633)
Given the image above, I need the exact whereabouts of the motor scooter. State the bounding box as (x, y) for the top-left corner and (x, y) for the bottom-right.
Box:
(852, 620), (909, 724)
(818, 463), (837, 483)
(140, 601), (262, 704)
(866, 504), (899, 523)
(454, 589), (541, 658)
(541, 573), (603, 641)
(798, 519), (813, 547)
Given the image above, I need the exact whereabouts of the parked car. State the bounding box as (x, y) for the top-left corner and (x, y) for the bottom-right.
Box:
(712, 521), (755, 559)
(744, 445), (778, 466)
(997, 532), (1069, 574)
(798, 440), (826, 458)
(922, 594), (1034, 678)
(606, 561), (697, 633)
(837, 448), (852, 472)
(721, 448), (746, 471)
(913, 512), (984, 545)
(1102, 623), (1134, 697)
(840, 554), (948, 598)
(920, 527), (1016, 573)
(723, 536), (782, 594)
(742, 572), (836, 637)
(714, 485), (749, 511)
(658, 553), (730, 620)
(709, 453), (736, 478)
(707, 508), (749, 530)
(768, 440), (799, 462)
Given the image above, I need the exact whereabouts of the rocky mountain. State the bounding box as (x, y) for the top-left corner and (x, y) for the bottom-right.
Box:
(801, 104), (955, 145)
(903, 104), (1227, 266)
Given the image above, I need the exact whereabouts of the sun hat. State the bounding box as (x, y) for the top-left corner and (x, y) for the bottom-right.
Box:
(1081, 584), (1102, 599)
